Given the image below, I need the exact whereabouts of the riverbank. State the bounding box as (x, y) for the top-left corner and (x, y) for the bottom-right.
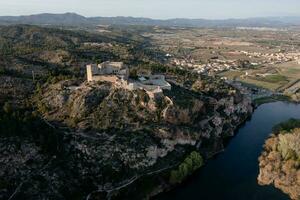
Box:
(146, 106), (254, 199)
(156, 102), (300, 200)
(258, 119), (300, 200)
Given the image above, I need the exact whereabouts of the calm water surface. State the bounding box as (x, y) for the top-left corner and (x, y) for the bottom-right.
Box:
(157, 102), (300, 200)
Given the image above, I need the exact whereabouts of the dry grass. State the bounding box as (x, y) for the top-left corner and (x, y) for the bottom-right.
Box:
(240, 78), (281, 91)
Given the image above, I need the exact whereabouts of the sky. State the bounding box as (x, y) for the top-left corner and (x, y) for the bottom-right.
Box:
(1, 0), (300, 19)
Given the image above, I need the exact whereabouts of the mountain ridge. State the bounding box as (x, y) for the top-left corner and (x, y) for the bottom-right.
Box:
(0, 12), (300, 27)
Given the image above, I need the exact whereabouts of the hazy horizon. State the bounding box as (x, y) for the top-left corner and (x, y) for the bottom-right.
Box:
(2, 12), (300, 21)
(1, 0), (300, 20)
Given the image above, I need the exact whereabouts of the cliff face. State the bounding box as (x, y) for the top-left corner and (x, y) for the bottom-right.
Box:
(38, 79), (253, 157)
(1, 78), (253, 200)
(258, 128), (300, 200)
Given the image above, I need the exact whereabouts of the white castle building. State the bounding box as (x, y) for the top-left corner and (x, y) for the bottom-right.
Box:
(86, 61), (129, 83)
(86, 61), (171, 97)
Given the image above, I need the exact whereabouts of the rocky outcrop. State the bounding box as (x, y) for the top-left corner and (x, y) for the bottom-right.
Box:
(258, 128), (300, 200)
(1, 78), (253, 199)
(40, 80), (111, 123)
(37, 79), (253, 162)
(162, 99), (204, 125)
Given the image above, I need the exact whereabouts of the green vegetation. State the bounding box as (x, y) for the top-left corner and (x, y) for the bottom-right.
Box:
(129, 68), (138, 79)
(258, 74), (288, 83)
(164, 84), (196, 109)
(169, 151), (203, 184)
(0, 101), (63, 155)
(0, 25), (166, 88)
(240, 78), (281, 91)
(254, 95), (291, 106)
(272, 118), (300, 134)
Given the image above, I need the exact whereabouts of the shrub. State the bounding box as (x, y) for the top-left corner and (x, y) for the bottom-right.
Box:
(0, 67), (5, 75)
(190, 151), (204, 170)
(192, 80), (205, 92)
(129, 68), (138, 80)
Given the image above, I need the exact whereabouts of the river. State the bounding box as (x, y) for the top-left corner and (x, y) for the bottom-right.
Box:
(157, 101), (300, 200)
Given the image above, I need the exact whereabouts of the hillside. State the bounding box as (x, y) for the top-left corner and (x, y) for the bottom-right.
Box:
(0, 25), (254, 199)
(0, 25), (162, 105)
(1, 50), (253, 200)
(24, 72), (252, 199)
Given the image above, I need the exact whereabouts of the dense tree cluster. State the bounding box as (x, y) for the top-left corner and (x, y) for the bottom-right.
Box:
(169, 151), (203, 184)
(0, 101), (63, 155)
(272, 118), (300, 134)
(277, 129), (300, 161)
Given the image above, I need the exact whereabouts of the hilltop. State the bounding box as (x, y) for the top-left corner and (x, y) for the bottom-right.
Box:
(25, 69), (252, 199)
(0, 67), (254, 199)
(0, 24), (255, 199)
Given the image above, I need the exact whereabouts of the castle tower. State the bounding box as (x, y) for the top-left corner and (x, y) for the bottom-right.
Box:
(86, 65), (93, 82)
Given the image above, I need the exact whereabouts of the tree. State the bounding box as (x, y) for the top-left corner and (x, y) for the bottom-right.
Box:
(0, 67), (5, 75)
(184, 157), (193, 173)
(169, 170), (181, 184)
(192, 80), (205, 92)
(129, 68), (138, 80)
(178, 163), (189, 180)
(190, 151), (203, 170)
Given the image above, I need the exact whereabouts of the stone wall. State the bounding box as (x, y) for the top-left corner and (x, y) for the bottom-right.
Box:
(92, 75), (120, 83)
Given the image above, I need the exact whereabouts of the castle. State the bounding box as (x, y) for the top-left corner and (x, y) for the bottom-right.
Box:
(86, 61), (171, 96)
(86, 61), (129, 82)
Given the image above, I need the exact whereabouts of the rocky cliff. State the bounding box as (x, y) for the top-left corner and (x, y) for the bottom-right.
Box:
(1, 76), (253, 200)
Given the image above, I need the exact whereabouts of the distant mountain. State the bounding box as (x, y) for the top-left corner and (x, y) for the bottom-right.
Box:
(0, 13), (299, 27)
(0, 13), (89, 26)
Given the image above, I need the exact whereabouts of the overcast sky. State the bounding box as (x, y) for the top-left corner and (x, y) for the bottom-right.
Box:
(1, 0), (300, 19)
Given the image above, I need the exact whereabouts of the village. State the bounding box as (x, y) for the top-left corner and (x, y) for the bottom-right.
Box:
(239, 51), (300, 65)
(167, 50), (300, 76)
(169, 57), (240, 74)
